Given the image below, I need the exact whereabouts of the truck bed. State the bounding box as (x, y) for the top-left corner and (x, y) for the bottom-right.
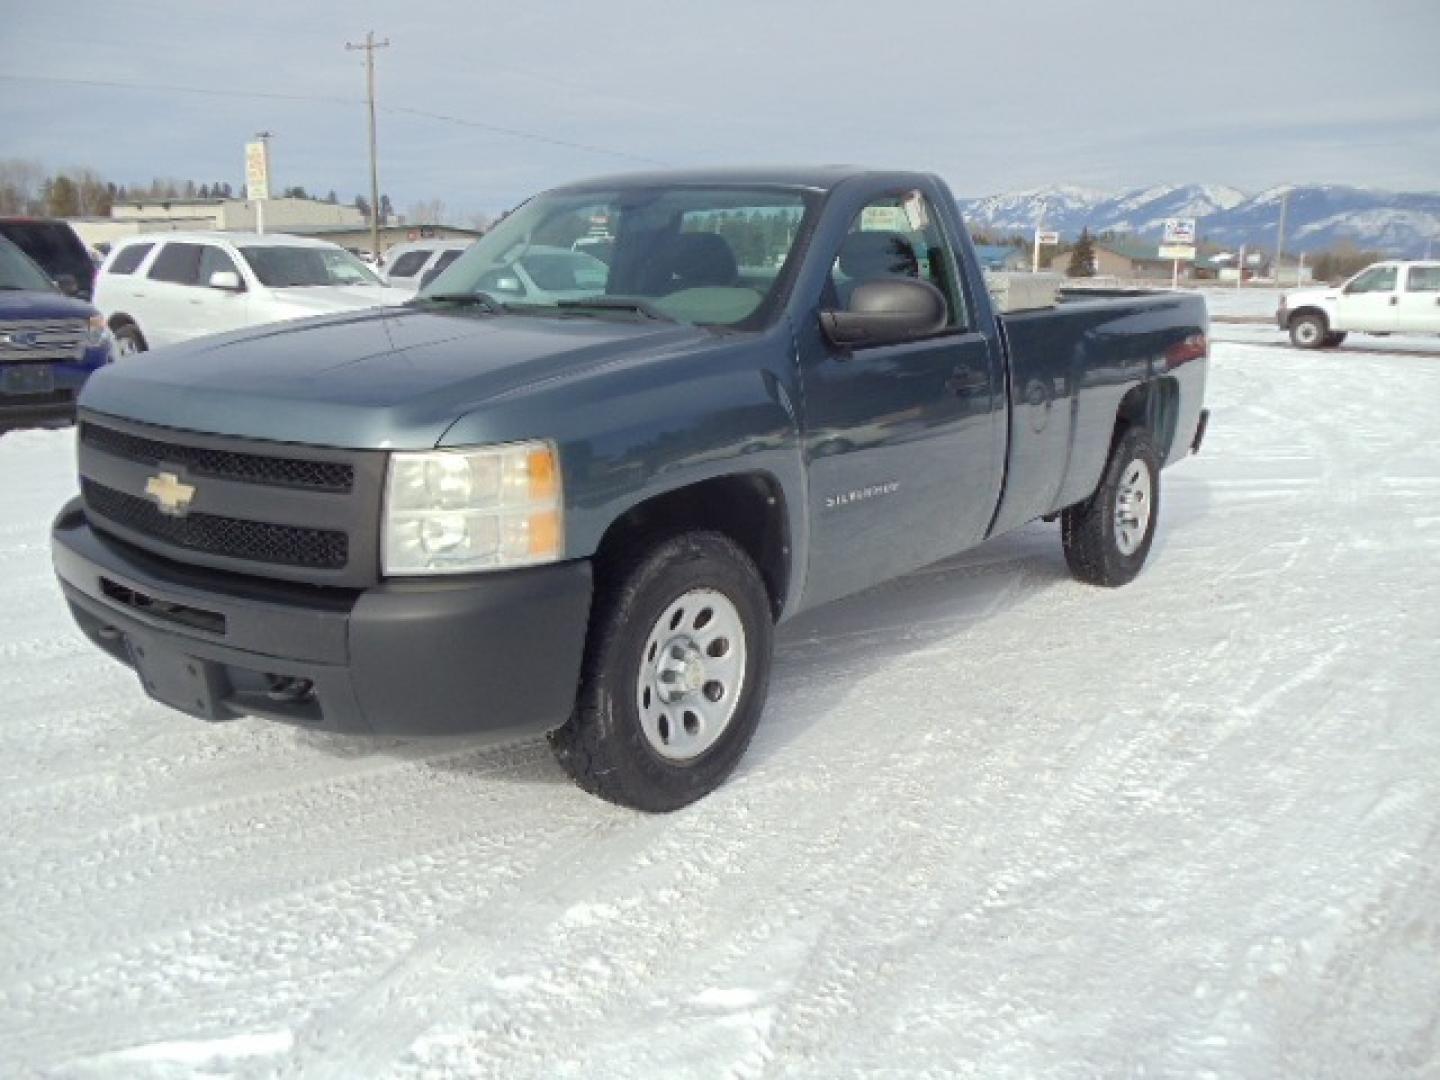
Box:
(988, 291), (1208, 537)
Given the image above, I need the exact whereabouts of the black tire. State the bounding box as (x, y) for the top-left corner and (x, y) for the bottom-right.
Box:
(550, 531), (774, 812)
(1061, 426), (1161, 588)
(1289, 313), (1327, 349)
(114, 323), (147, 356)
(1321, 331), (1347, 348)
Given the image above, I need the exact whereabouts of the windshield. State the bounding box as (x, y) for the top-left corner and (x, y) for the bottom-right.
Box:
(420, 185), (817, 327)
(239, 245), (383, 288)
(0, 237), (57, 292)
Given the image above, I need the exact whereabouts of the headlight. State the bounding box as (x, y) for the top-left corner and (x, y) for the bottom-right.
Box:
(382, 440), (563, 575)
(85, 314), (109, 347)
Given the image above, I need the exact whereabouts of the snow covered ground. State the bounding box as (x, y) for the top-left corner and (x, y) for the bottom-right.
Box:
(3, 341), (1440, 1078)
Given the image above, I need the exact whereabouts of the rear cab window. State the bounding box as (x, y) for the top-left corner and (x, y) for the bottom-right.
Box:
(1405, 266), (1440, 292)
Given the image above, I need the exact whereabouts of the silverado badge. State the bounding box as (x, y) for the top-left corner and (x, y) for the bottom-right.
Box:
(144, 471), (196, 517)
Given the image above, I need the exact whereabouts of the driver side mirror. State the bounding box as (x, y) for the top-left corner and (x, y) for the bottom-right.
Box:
(54, 273), (80, 297)
(820, 278), (948, 349)
(208, 270), (244, 292)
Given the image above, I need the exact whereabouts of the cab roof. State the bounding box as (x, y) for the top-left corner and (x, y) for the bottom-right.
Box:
(549, 165), (930, 194)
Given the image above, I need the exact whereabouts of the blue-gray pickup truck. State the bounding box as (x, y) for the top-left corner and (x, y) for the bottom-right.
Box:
(52, 168), (1209, 810)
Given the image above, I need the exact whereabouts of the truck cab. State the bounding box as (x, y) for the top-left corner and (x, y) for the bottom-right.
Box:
(1279, 261), (1440, 347)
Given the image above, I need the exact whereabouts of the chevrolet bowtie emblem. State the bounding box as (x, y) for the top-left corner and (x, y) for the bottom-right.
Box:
(144, 471), (196, 517)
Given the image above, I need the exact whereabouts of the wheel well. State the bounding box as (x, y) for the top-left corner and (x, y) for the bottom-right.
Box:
(1114, 377), (1180, 460)
(1288, 306), (1328, 329)
(594, 474), (791, 618)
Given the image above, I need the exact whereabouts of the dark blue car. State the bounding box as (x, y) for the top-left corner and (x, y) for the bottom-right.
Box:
(1, 235), (113, 429)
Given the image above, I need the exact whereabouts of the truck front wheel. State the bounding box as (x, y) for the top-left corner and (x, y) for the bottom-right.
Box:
(1061, 426), (1161, 588)
(1289, 313), (1327, 349)
(550, 531), (774, 812)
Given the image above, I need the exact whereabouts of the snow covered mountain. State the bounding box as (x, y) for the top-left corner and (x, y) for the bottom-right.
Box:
(956, 183), (1440, 256)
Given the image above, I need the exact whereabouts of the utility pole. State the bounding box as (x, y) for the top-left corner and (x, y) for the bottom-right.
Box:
(346, 31), (390, 261)
(1273, 187), (1290, 286)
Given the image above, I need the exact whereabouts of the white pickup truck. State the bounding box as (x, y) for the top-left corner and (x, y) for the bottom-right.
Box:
(1278, 261), (1440, 348)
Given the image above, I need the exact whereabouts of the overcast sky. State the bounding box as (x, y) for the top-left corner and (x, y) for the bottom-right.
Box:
(2, 0), (1437, 218)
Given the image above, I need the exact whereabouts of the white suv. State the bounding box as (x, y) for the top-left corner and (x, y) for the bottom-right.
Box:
(381, 239), (473, 292)
(1278, 261), (1440, 348)
(95, 232), (408, 354)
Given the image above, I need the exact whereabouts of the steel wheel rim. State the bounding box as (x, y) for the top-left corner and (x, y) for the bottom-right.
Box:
(1296, 321), (1320, 345)
(635, 588), (747, 762)
(1114, 458), (1152, 556)
(117, 334), (140, 356)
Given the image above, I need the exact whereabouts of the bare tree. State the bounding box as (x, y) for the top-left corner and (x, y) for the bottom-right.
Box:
(0, 158), (47, 215)
(407, 198), (447, 226)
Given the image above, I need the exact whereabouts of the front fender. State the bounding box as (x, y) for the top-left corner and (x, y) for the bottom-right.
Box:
(437, 329), (809, 613)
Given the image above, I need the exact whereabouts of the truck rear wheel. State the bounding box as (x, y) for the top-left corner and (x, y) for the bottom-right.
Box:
(1289, 313), (1327, 349)
(1061, 426), (1161, 588)
(550, 531), (773, 812)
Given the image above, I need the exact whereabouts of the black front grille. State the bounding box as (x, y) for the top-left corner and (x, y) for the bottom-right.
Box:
(82, 479), (349, 571)
(81, 422), (354, 493)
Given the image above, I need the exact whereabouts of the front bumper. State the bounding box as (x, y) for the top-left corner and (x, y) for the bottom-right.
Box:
(1, 344), (111, 427)
(52, 499), (592, 736)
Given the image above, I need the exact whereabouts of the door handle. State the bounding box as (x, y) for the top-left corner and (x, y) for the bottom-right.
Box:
(1390, 296), (1398, 306)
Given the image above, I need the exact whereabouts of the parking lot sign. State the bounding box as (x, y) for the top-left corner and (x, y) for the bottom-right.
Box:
(1162, 218), (1196, 245)
(245, 141), (270, 202)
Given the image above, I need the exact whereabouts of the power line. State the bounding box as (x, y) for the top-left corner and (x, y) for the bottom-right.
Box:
(0, 72), (666, 166)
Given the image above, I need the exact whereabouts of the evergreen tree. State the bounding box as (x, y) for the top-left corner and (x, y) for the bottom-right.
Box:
(1067, 228), (1097, 278)
(326, 189), (338, 204)
(355, 194), (372, 221)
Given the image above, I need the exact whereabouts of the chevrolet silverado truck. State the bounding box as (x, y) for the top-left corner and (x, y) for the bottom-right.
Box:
(1278, 260), (1440, 347)
(52, 167), (1209, 811)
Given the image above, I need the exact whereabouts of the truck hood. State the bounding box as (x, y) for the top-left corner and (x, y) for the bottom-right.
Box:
(264, 285), (409, 313)
(1284, 287), (1338, 307)
(79, 305), (715, 449)
(0, 289), (98, 320)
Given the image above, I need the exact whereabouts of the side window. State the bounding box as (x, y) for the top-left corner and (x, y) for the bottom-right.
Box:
(108, 243), (153, 275)
(148, 243), (203, 285)
(1405, 267), (1440, 293)
(1348, 266), (1398, 294)
(829, 191), (968, 328)
(388, 251), (429, 278)
(197, 245), (239, 285)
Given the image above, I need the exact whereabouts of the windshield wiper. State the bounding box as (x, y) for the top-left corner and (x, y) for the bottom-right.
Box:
(554, 297), (675, 322)
(412, 291), (505, 313)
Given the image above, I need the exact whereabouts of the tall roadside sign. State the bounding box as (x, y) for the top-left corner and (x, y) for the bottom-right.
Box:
(1161, 217), (1197, 289)
(245, 136), (271, 234)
